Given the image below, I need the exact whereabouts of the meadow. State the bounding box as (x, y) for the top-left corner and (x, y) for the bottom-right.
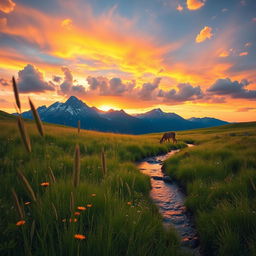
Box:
(164, 122), (256, 256)
(0, 111), (187, 256)
(1, 108), (256, 256)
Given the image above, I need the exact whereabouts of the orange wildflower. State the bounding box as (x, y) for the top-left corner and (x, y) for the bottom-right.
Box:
(74, 212), (81, 216)
(91, 193), (96, 197)
(74, 218), (78, 222)
(74, 234), (86, 240)
(62, 219), (66, 222)
(16, 220), (26, 226)
(24, 201), (31, 205)
(77, 206), (86, 211)
(127, 202), (132, 205)
(40, 182), (50, 187)
(87, 204), (93, 208)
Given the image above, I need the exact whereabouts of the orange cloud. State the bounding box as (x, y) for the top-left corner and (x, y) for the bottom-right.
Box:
(0, 0), (15, 13)
(187, 0), (205, 10)
(219, 50), (229, 58)
(176, 5), (184, 11)
(61, 19), (73, 30)
(195, 26), (213, 43)
(239, 51), (248, 56)
(0, 17), (7, 30)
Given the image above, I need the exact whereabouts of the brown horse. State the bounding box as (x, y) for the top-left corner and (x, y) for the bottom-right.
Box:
(160, 132), (177, 144)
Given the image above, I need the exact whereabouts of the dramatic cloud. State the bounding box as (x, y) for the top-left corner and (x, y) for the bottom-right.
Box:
(187, 0), (205, 10)
(59, 67), (86, 96)
(0, 78), (9, 86)
(139, 78), (161, 100)
(87, 76), (135, 96)
(17, 64), (55, 93)
(0, 0), (15, 13)
(53, 76), (62, 83)
(207, 78), (256, 99)
(195, 26), (213, 43)
(159, 83), (203, 102)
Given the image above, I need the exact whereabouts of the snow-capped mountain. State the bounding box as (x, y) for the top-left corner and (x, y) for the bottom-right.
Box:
(16, 96), (228, 134)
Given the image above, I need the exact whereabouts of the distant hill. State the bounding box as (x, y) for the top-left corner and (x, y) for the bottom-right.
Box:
(0, 110), (16, 120)
(13, 96), (229, 134)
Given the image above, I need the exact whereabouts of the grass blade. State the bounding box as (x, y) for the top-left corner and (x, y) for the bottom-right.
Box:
(11, 188), (25, 219)
(101, 149), (107, 175)
(17, 115), (31, 153)
(77, 120), (80, 134)
(72, 144), (80, 187)
(18, 170), (37, 202)
(29, 98), (44, 137)
(12, 76), (21, 112)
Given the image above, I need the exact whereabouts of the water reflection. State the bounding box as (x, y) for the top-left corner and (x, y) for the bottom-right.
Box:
(138, 146), (200, 252)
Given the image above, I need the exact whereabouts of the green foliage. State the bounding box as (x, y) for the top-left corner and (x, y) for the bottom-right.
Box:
(164, 122), (256, 255)
(0, 118), (186, 256)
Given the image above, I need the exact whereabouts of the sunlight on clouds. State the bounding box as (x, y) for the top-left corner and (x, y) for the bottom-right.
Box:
(239, 51), (248, 56)
(176, 5), (183, 12)
(187, 0), (205, 10)
(0, 0), (15, 13)
(195, 26), (213, 43)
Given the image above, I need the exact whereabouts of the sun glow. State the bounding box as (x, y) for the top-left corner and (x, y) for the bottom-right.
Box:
(98, 105), (116, 111)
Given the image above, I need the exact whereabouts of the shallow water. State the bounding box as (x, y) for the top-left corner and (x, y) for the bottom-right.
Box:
(137, 146), (200, 254)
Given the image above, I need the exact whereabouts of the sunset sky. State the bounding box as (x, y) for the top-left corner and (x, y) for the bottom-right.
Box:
(0, 0), (255, 121)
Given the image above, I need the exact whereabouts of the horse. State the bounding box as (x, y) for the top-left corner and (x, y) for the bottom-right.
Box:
(160, 132), (177, 144)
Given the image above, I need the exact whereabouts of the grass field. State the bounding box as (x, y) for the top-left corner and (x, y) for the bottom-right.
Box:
(0, 112), (187, 256)
(164, 122), (256, 256)
(1, 110), (255, 255)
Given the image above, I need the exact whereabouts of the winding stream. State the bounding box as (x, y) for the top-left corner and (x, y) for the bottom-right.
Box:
(137, 145), (200, 254)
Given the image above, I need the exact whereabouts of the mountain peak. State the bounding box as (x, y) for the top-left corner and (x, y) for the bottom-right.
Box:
(65, 96), (80, 104)
(65, 96), (89, 108)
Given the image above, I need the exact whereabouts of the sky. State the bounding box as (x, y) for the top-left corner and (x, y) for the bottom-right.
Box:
(0, 0), (255, 121)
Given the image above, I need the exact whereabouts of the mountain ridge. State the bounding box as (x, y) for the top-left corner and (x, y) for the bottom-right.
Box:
(13, 96), (229, 134)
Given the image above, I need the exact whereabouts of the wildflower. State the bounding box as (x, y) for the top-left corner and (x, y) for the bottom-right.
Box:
(74, 212), (81, 216)
(69, 218), (78, 223)
(77, 206), (86, 211)
(87, 204), (92, 208)
(62, 219), (66, 222)
(24, 201), (31, 205)
(40, 182), (50, 187)
(74, 218), (78, 222)
(16, 220), (26, 226)
(91, 193), (96, 197)
(127, 201), (132, 205)
(74, 234), (86, 240)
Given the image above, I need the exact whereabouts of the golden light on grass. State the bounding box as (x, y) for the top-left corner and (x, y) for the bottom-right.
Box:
(17, 115), (31, 153)
(73, 144), (81, 187)
(29, 98), (44, 137)
(16, 220), (26, 226)
(18, 170), (37, 202)
(74, 234), (86, 240)
(40, 182), (50, 187)
(12, 76), (21, 112)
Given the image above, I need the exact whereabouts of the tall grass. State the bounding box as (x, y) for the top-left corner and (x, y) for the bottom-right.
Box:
(164, 123), (256, 256)
(0, 115), (186, 256)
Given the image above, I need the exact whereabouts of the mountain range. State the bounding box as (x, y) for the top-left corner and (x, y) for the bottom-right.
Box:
(16, 96), (228, 134)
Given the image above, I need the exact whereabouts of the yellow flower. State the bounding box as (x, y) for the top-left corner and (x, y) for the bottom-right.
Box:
(16, 220), (26, 226)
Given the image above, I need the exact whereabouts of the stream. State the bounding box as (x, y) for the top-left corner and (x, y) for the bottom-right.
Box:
(137, 145), (200, 255)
